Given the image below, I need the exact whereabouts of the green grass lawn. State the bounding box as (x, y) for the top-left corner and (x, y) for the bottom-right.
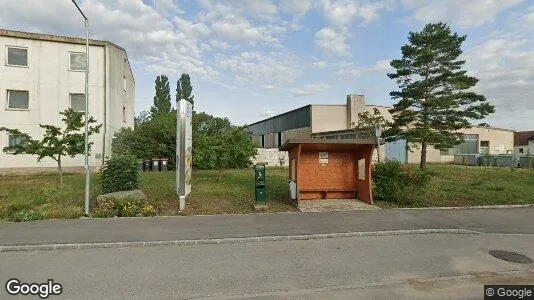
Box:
(0, 167), (296, 222)
(1, 164), (533, 222)
(374, 164), (534, 208)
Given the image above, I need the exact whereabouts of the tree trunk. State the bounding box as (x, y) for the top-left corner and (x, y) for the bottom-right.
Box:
(57, 156), (63, 186)
(219, 168), (222, 181)
(420, 141), (427, 170)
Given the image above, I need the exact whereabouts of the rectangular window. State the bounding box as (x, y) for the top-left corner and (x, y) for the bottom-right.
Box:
(519, 148), (524, 154)
(480, 141), (490, 154)
(261, 135), (265, 148)
(7, 90), (29, 109)
(6, 46), (28, 67)
(123, 106), (126, 122)
(69, 52), (86, 71)
(123, 76), (127, 91)
(8, 134), (23, 147)
(70, 93), (86, 112)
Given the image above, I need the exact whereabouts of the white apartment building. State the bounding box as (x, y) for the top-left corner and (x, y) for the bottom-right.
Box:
(0, 29), (135, 173)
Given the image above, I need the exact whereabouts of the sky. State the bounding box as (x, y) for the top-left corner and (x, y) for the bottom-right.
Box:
(1, 0), (533, 130)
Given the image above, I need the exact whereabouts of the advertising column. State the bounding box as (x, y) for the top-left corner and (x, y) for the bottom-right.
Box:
(176, 99), (192, 211)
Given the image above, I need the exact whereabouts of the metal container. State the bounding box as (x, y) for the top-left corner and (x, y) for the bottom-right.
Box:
(143, 160), (151, 172)
(159, 158), (168, 171)
(493, 155), (517, 168)
(151, 158), (160, 172)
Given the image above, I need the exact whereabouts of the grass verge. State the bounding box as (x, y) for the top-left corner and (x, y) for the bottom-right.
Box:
(0, 167), (296, 222)
(374, 164), (534, 208)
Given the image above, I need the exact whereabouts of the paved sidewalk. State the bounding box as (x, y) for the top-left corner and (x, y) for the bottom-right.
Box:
(298, 199), (380, 212)
(0, 207), (533, 247)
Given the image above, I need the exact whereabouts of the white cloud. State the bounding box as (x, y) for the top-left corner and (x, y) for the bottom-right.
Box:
(292, 83), (331, 97)
(216, 51), (301, 86)
(464, 36), (534, 128)
(312, 61), (328, 68)
(173, 17), (211, 37)
(314, 27), (349, 56)
(405, 0), (524, 28)
(259, 109), (275, 117)
(152, 0), (182, 16)
(320, 0), (391, 27)
(335, 59), (392, 78)
(280, 0), (314, 16)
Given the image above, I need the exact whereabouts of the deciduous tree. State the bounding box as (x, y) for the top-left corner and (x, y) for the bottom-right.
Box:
(0, 109), (101, 184)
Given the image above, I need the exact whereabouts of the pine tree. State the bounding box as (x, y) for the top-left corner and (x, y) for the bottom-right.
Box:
(176, 73), (194, 109)
(384, 22), (495, 169)
(150, 75), (172, 118)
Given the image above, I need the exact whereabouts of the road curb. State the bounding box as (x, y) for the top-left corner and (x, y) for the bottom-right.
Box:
(0, 228), (480, 252)
(393, 204), (534, 210)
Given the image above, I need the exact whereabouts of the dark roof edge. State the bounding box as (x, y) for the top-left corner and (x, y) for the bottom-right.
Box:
(280, 138), (376, 150)
(245, 105), (311, 127)
(0, 28), (126, 53)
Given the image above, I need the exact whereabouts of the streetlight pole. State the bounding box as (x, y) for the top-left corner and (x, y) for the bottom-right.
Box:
(72, 0), (90, 216)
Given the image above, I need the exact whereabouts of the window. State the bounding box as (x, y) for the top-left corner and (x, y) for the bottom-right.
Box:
(6, 46), (28, 67)
(275, 132), (282, 147)
(123, 76), (127, 91)
(440, 134), (479, 155)
(480, 141), (490, 154)
(261, 135), (265, 148)
(69, 52), (86, 71)
(122, 106), (126, 123)
(7, 134), (23, 152)
(7, 90), (29, 109)
(519, 148), (524, 154)
(70, 94), (86, 112)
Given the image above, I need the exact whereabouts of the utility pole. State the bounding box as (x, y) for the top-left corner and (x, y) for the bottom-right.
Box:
(72, 0), (90, 216)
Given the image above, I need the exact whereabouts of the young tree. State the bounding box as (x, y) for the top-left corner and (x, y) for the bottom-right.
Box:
(176, 73), (194, 109)
(352, 108), (387, 162)
(0, 109), (101, 185)
(352, 108), (387, 138)
(385, 22), (494, 169)
(150, 75), (172, 118)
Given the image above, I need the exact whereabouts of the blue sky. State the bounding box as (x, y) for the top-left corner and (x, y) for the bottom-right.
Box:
(1, 0), (533, 130)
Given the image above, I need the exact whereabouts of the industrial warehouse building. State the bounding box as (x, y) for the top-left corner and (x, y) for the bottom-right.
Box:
(0, 29), (135, 173)
(514, 131), (534, 155)
(246, 94), (515, 165)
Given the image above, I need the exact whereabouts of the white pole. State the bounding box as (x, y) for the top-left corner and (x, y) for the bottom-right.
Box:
(84, 17), (90, 216)
(72, 0), (90, 216)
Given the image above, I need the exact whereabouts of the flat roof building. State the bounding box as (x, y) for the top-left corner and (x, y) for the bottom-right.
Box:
(0, 29), (135, 173)
(246, 94), (515, 165)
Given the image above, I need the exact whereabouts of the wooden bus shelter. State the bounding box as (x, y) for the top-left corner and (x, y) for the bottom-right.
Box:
(280, 138), (376, 205)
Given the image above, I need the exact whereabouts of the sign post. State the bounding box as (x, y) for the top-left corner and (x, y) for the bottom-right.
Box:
(176, 99), (192, 211)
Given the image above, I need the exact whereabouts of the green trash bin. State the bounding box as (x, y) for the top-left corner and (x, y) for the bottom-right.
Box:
(255, 187), (266, 205)
(253, 163), (267, 205)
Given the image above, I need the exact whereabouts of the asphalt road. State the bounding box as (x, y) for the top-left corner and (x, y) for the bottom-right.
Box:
(1, 233), (533, 299)
(1, 208), (534, 246)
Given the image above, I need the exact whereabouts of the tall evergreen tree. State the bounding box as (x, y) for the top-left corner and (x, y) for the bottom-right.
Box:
(176, 73), (194, 109)
(384, 22), (494, 169)
(150, 75), (172, 118)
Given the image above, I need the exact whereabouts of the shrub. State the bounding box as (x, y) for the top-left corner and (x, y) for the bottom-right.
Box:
(115, 198), (141, 217)
(100, 154), (139, 194)
(92, 198), (118, 218)
(140, 204), (158, 217)
(372, 160), (431, 204)
(11, 209), (44, 222)
(92, 197), (158, 218)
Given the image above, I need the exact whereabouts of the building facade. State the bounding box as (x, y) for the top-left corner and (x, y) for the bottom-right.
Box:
(0, 29), (135, 173)
(247, 94), (515, 165)
(514, 131), (534, 155)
